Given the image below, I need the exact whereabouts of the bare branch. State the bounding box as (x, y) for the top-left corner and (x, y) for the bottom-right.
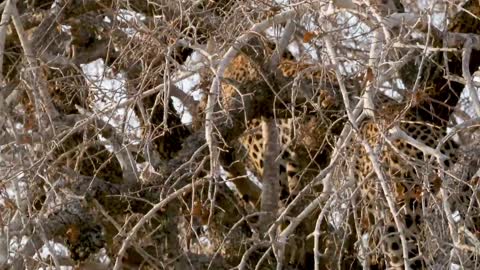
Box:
(258, 117), (280, 232)
(388, 125), (449, 163)
(0, 0), (12, 85)
(362, 30), (382, 117)
(9, 1), (58, 118)
(462, 36), (480, 117)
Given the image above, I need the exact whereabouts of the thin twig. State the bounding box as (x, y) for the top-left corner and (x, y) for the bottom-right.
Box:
(462, 36), (480, 116)
(313, 192), (336, 270)
(362, 30), (382, 117)
(324, 35), (356, 127)
(0, 0), (12, 85)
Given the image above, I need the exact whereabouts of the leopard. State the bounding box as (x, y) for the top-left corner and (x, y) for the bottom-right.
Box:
(352, 99), (480, 269)
(221, 46), (346, 205)
(352, 106), (460, 269)
(349, 0), (480, 268)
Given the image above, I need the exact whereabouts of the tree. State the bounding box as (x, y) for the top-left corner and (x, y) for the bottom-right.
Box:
(1, 0), (480, 269)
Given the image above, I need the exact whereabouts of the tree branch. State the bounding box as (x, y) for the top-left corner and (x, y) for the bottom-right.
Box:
(259, 117), (280, 232)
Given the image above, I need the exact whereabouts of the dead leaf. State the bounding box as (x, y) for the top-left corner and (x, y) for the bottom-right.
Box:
(66, 225), (80, 244)
(303, 32), (316, 43)
(191, 201), (203, 217)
